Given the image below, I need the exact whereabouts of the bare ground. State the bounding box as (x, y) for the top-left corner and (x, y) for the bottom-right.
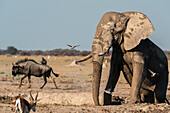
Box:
(0, 55), (170, 113)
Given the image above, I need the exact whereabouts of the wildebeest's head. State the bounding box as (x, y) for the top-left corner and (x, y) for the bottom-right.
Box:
(12, 63), (24, 76)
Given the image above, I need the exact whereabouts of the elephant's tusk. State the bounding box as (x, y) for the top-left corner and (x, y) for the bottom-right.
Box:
(104, 90), (113, 95)
(99, 52), (105, 56)
(165, 98), (170, 105)
(76, 52), (93, 63)
(148, 69), (157, 77)
(99, 48), (110, 56)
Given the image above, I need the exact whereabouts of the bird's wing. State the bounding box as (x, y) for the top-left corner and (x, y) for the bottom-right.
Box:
(67, 44), (72, 47)
(74, 45), (80, 47)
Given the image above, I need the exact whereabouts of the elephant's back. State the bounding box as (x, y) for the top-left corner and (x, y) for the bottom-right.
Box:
(146, 39), (168, 66)
(133, 39), (168, 68)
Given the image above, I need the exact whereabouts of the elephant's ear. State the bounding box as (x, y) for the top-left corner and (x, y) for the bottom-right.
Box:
(123, 12), (155, 50)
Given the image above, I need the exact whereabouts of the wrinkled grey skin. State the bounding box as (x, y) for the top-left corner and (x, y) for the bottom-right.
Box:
(77, 12), (168, 105)
(12, 58), (59, 89)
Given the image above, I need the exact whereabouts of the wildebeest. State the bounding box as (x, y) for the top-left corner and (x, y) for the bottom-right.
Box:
(12, 58), (59, 89)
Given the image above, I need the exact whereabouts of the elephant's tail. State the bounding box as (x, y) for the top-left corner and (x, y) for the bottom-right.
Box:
(165, 98), (170, 105)
(76, 52), (92, 63)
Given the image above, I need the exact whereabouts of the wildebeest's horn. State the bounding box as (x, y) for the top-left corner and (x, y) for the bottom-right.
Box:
(12, 63), (19, 66)
(12, 63), (15, 66)
(30, 91), (34, 101)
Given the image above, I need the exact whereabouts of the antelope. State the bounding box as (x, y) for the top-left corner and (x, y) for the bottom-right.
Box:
(13, 92), (38, 113)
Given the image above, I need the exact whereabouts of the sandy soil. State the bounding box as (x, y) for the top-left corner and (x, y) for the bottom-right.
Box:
(0, 55), (170, 113)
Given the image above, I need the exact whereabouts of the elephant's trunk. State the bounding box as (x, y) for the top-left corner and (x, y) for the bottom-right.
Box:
(92, 61), (103, 106)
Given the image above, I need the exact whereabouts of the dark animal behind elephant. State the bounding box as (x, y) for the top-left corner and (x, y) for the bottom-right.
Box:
(77, 11), (169, 105)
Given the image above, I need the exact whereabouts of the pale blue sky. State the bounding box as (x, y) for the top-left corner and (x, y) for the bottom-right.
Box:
(0, 0), (170, 51)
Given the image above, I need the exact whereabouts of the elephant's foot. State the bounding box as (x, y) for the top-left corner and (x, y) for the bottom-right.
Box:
(104, 91), (112, 105)
(129, 97), (141, 104)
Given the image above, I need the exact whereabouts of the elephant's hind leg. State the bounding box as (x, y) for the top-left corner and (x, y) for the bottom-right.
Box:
(154, 70), (168, 103)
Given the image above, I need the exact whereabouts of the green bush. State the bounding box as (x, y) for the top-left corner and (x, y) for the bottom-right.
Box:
(0, 72), (5, 74)
(88, 73), (92, 76)
(40, 77), (43, 80)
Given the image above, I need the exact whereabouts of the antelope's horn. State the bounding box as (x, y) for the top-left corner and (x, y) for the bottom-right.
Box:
(30, 91), (34, 101)
(35, 92), (38, 101)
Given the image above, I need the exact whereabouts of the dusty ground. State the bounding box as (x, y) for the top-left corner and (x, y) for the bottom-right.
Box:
(0, 55), (170, 113)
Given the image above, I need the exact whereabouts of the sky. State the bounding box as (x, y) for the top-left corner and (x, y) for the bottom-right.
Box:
(0, 0), (170, 51)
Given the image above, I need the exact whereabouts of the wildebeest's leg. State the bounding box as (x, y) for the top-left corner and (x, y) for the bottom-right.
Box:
(28, 76), (31, 88)
(40, 75), (47, 89)
(50, 76), (58, 89)
(19, 74), (28, 88)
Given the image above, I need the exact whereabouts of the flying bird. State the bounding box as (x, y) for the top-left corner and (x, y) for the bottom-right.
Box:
(67, 44), (80, 49)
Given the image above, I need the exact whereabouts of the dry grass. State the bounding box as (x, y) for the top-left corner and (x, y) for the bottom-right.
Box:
(1, 55), (170, 112)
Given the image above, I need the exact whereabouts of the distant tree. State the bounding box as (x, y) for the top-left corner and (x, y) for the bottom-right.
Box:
(80, 51), (91, 56)
(6, 46), (18, 55)
(19, 51), (31, 56)
(61, 49), (80, 56)
(47, 49), (61, 56)
(32, 50), (46, 56)
(0, 49), (6, 55)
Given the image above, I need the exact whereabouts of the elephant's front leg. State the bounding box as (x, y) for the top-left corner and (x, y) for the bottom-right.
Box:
(130, 53), (147, 104)
(104, 48), (122, 105)
(104, 64), (121, 105)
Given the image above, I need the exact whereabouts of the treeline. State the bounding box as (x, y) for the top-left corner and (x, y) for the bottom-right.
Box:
(0, 46), (91, 56)
(1, 46), (170, 58)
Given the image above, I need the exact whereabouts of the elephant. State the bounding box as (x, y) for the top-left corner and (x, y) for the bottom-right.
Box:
(76, 11), (169, 105)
